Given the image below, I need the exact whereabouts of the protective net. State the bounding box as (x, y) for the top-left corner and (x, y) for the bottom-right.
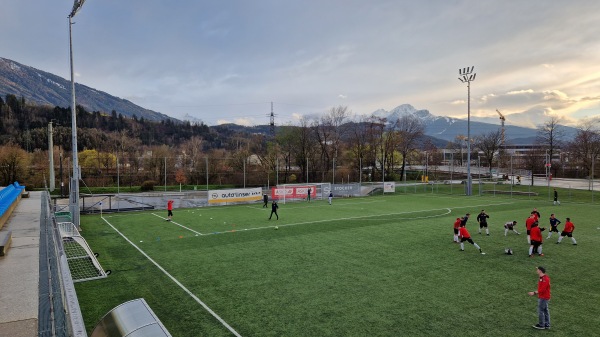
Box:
(57, 221), (109, 282)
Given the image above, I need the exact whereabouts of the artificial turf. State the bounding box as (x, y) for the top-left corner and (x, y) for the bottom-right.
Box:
(75, 191), (600, 336)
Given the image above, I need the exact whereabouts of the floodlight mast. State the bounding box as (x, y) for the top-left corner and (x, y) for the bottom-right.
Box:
(458, 66), (476, 196)
(68, 0), (86, 229)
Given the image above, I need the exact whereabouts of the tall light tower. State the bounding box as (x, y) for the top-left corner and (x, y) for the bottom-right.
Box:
(458, 66), (476, 196)
(68, 0), (86, 228)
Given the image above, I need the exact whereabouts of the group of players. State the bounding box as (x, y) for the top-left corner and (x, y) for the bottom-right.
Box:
(452, 207), (577, 256)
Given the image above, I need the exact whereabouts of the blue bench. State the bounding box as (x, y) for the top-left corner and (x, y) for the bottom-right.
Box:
(0, 182), (26, 230)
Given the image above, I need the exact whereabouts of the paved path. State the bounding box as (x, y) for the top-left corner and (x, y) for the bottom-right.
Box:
(0, 192), (41, 337)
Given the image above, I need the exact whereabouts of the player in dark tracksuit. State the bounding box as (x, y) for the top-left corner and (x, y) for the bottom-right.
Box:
(263, 194), (269, 208)
(477, 210), (490, 235)
(546, 214), (561, 239)
(269, 201), (279, 220)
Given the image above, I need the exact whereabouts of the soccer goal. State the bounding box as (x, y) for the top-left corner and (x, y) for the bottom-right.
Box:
(57, 221), (110, 282)
(271, 183), (331, 204)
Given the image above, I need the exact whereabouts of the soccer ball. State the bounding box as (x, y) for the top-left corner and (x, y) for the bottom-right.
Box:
(274, 226), (279, 230)
(504, 248), (513, 255)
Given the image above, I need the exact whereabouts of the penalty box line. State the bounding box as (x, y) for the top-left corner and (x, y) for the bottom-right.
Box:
(100, 216), (243, 337)
(151, 213), (205, 236)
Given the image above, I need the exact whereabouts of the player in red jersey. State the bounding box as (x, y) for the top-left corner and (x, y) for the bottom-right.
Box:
(453, 217), (462, 243)
(458, 225), (485, 254)
(531, 208), (541, 220)
(166, 200), (174, 221)
(525, 214), (536, 244)
(557, 217), (577, 245)
(528, 222), (545, 257)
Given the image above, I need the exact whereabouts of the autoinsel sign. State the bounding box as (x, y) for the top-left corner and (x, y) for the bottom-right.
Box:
(208, 188), (263, 204)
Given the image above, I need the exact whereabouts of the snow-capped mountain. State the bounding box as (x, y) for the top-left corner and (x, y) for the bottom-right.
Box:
(373, 104), (577, 145)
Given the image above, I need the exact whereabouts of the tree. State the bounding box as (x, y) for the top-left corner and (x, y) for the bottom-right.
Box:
(537, 116), (565, 177)
(565, 119), (600, 189)
(473, 129), (503, 176)
(393, 115), (425, 180)
(0, 145), (30, 185)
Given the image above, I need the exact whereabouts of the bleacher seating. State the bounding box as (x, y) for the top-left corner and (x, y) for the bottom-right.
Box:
(0, 181), (27, 231)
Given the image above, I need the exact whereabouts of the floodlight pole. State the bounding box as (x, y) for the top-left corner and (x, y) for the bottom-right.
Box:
(68, 13), (81, 228)
(67, 0), (87, 229)
(459, 66), (476, 196)
(48, 122), (55, 192)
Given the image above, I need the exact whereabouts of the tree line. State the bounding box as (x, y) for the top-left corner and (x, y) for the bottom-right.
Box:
(0, 94), (599, 189)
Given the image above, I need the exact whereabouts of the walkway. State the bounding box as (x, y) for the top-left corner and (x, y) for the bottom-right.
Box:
(0, 192), (41, 337)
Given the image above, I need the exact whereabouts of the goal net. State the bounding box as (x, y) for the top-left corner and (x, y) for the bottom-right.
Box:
(271, 183), (331, 204)
(57, 221), (110, 282)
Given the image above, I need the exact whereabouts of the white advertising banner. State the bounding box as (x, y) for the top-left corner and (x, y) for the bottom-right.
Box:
(208, 187), (263, 204)
(383, 182), (396, 193)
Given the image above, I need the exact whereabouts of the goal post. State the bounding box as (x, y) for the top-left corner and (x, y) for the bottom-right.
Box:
(271, 183), (331, 204)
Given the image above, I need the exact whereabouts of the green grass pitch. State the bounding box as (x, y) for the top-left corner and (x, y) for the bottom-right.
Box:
(75, 193), (600, 336)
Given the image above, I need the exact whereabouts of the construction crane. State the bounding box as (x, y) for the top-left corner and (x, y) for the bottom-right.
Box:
(496, 109), (506, 148)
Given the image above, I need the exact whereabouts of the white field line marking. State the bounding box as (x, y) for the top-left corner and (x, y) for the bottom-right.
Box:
(207, 201), (515, 234)
(101, 216), (242, 337)
(151, 213), (205, 236)
(359, 208), (452, 221)
(245, 199), (380, 211)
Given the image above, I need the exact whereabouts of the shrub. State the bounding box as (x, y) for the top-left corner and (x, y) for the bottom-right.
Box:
(140, 180), (156, 191)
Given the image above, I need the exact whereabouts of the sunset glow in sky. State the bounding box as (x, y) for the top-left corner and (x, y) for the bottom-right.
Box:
(3, 0), (600, 126)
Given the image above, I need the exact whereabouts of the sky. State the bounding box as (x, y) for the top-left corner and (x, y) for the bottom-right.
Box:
(3, 0), (600, 127)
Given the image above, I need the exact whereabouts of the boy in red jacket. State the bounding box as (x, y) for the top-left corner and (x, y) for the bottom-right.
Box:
(528, 266), (551, 329)
(557, 217), (577, 245)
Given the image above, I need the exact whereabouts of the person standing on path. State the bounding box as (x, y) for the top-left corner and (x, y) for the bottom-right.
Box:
(528, 266), (551, 330)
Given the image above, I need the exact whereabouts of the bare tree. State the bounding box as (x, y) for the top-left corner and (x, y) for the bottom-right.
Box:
(565, 119), (600, 190)
(393, 115), (425, 180)
(473, 129), (503, 176)
(536, 116), (565, 176)
(314, 106), (349, 182)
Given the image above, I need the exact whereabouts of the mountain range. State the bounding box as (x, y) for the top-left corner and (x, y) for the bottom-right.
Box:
(0, 57), (171, 121)
(0, 57), (577, 144)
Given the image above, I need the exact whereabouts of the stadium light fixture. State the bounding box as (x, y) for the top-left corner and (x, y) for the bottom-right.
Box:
(458, 66), (476, 196)
(68, 0), (86, 228)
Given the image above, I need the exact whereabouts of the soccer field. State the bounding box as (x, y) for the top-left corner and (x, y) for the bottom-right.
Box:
(76, 193), (600, 336)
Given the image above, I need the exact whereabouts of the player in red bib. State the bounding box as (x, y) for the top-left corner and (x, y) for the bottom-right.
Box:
(167, 200), (174, 221)
(528, 222), (545, 257)
(525, 214), (536, 244)
(458, 225), (485, 254)
(557, 217), (577, 245)
(453, 217), (462, 243)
